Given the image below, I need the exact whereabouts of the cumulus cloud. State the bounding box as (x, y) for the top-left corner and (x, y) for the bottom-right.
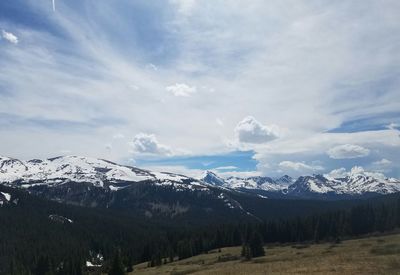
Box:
(373, 158), (392, 166)
(325, 167), (347, 178)
(1, 30), (18, 44)
(166, 83), (197, 96)
(235, 116), (279, 144)
(327, 144), (370, 159)
(371, 158), (392, 172)
(279, 161), (324, 172)
(130, 133), (173, 156)
(325, 166), (387, 180)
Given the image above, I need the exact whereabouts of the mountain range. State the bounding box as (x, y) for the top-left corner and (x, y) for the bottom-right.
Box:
(0, 155), (399, 222)
(202, 169), (400, 199)
(0, 155), (257, 223)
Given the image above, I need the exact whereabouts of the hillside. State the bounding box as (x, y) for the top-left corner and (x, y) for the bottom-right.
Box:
(132, 233), (400, 275)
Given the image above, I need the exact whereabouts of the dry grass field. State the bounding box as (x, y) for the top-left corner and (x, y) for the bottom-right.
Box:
(130, 233), (400, 275)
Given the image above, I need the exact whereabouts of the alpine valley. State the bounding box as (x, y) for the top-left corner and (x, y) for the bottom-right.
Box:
(1, 155), (400, 274)
(0, 154), (399, 223)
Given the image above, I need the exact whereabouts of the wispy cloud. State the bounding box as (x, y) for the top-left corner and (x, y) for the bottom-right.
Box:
(279, 161), (324, 173)
(0, 1), (399, 177)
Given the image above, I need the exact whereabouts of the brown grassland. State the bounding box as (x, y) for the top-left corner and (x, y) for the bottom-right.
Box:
(130, 233), (400, 275)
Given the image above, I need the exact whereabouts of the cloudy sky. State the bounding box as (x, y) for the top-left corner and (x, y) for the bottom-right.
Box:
(1, 0), (399, 178)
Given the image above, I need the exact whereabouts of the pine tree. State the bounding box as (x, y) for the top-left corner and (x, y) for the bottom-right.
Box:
(150, 250), (162, 267)
(249, 232), (265, 258)
(314, 218), (320, 243)
(126, 257), (134, 273)
(241, 243), (252, 260)
(108, 252), (125, 275)
(34, 256), (50, 275)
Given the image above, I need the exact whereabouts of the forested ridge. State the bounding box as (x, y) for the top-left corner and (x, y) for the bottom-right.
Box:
(0, 185), (399, 274)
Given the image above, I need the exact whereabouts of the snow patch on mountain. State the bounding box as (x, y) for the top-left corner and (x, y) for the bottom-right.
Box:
(204, 168), (400, 197)
(1, 192), (11, 201)
(291, 169), (400, 196)
(203, 171), (294, 192)
(0, 156), (206, 191)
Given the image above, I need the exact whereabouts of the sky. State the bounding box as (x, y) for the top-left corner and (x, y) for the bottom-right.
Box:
(0, 0), (400, 178)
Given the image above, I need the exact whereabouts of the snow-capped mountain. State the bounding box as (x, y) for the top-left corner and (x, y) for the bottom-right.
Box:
(202, 171), (226, 187)
(289, 167), (400, 197)
(202, 171), (294, 192)
(0, 155), (208, 191)
(0, 155), (257, 221)
(203, 169), (400, 199)
(1, 155), (399, 202)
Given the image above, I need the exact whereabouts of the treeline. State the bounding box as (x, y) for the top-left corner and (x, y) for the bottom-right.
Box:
(139, 194), (400, 271)
(0, 186), (399, 274)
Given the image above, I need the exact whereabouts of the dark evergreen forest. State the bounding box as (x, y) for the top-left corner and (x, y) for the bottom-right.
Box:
(1, 185), (399, 274)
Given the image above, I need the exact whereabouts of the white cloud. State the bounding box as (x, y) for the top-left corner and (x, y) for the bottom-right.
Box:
(325, 166), (387, 180)
(0, 1), (399, 178)
(325, 167), (347, 178)
(1, 30), (18, 44)
(216, 118), (224, 126)
(371, 158), (393, 172)
(373, 158), (392, 166)
(279, 161), (324, 172)
(327, 144), (370, 159)
(234, 116), (279, 144)
(130, 133), (173, 156)
(166, 83), (197, 96)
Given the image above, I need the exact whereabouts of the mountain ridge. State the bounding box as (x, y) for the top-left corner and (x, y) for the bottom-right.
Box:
(0, 155), (261, 222)
(1, 155), (399, 201)
(203, 168), (400, 199)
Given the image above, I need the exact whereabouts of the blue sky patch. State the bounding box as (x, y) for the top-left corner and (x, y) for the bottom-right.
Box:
(135, 150), (257, 171)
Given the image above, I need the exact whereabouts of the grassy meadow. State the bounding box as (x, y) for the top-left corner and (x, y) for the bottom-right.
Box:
(131, 233), (400, 275)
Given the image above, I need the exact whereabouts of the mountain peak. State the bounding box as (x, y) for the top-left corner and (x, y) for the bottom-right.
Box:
(202, 171), (226, 186)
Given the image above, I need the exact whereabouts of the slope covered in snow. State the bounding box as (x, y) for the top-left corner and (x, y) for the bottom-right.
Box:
(1, 156), (399, 200)
(0, 155), (255, 216)
(203, 169), (400, 198)
(202, 171), (294, 192)
(0, 155), (209, 191)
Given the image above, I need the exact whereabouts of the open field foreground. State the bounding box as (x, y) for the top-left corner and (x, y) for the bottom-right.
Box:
(131, 234), (400, 275)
